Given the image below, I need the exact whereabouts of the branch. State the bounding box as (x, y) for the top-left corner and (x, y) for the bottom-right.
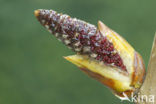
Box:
(137, 34), (156, 104)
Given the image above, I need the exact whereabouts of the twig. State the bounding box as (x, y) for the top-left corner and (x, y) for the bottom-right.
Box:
(137, 34), (156, 104)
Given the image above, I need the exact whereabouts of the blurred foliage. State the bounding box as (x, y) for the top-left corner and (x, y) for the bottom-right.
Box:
(0, 0), (156, 104)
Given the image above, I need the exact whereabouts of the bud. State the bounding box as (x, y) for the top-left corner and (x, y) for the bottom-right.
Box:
(34, 9), (145, 97)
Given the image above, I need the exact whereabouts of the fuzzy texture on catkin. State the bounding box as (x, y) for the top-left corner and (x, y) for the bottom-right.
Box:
(35, 9), (126, 71)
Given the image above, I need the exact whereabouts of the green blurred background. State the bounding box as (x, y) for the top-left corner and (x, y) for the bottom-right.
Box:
(0, 0), (156, 104)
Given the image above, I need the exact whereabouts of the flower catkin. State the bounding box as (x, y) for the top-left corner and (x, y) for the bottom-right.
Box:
(35, 9), (126, 71)
(35, 9), (146, 97)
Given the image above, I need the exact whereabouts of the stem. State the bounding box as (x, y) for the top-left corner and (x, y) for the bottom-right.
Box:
(136, 34), (156, 104)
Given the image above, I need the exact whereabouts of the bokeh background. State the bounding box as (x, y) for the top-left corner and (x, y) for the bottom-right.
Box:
(1, 0), (156, 104)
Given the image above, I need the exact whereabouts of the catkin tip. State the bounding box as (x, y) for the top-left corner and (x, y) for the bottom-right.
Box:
(34, 10), (40, 17)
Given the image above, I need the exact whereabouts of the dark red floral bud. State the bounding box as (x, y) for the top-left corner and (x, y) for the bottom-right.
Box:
(34, 9), (126, 71)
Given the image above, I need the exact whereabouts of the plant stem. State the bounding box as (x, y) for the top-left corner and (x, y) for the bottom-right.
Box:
(136, 34), (156, 104)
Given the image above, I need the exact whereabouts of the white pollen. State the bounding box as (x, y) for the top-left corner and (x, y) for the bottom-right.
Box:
(41, 20), (45, 24)
(90, 53), (97, 58)
(59, 15), (68, 22)
(111, 63), (115, 66)
(74, 41), (80, 47)
(59, 16), (63, 20)
(76, 24), (79, 28)
(109, 39), (112, 42)
(112, 50), (117, 54)
(62, 14), (69, 19)
(55, 33), (59, 37)
(62, 34), (68, 39)
(45, 25), (49, 29)
(83, 46), (91, 52)
(68, 46), (72, 49)
(75, 48), (81, 52)
(75, 33), (79, 37)
(73, 18), (77, 21)
(64, 40), (70, 45)
(48, 29), (52, 33)
(58, 38), (62, 42)
(54, 26), (57, 31)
